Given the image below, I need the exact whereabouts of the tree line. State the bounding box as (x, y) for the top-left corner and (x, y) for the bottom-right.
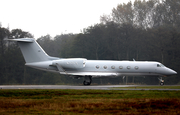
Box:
(0, 0), (179, 85)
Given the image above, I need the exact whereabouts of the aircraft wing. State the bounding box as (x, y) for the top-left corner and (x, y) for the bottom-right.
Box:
(53, 59), (118, 77)
(60, 72), (118, 77)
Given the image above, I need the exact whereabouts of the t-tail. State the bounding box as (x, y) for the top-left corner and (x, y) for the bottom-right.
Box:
(7, 38), (59, 63)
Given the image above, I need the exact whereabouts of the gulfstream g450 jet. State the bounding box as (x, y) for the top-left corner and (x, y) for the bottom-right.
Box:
(7, 38), (177, 85)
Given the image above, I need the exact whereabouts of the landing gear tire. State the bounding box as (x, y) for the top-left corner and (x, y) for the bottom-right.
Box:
(160, 82), (164, 86)
(83, 81), (91, 85)
(83, 76), (92, 85)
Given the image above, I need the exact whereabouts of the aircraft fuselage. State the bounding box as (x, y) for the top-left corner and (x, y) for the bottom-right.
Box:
(26, 59), (177, 78)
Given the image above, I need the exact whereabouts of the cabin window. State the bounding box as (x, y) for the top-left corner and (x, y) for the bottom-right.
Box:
(111, 66), (115, 69)
(127, 66), (131, 69)
(96, 65), (99, 69)
(104, 66), (107, 69)
(119, 66), (123, 69)
(134, 66), (139, 70)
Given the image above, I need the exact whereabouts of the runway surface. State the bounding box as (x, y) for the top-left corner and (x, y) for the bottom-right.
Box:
(0, 85), (134, 90)
(0, 85), (180, 90)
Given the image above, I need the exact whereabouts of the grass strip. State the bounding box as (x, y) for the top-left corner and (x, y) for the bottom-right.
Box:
(0, 89), (180, 114)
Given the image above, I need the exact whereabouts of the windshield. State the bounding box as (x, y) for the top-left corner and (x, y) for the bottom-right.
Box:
(160, 64), (165, 67)
(157, 63), (165, 67)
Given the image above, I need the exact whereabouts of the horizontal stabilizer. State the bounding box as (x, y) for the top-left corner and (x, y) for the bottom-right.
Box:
(6, 38), (34, 43)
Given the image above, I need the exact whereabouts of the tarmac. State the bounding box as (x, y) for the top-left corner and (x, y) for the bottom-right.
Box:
(0, 85), (180, 90)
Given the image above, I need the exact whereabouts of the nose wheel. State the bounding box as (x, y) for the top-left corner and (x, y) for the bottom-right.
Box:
(158, 77), (164, 86)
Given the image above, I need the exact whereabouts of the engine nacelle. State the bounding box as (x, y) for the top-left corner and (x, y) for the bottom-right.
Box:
(52, 58), (87, 69)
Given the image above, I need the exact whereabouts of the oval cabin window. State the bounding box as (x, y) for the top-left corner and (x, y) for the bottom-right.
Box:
(134, 66), (139, 70)
(127, 66), (131, 69)
(111, 66), (115, 69)
(119, 66), (123, 69)
(104, 66), (107, 69)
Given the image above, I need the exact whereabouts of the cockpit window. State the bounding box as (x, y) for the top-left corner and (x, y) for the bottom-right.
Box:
(157, 64), (161, 67)
(160, 64), (165, 67)
(157, 64), (165, 67)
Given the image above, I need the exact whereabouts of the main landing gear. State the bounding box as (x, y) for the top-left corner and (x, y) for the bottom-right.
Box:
(158, 77), (164, 86)
(83, 76), (92, 85)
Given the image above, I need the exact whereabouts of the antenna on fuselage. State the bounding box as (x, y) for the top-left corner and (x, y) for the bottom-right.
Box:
(133, 58), (136, 61)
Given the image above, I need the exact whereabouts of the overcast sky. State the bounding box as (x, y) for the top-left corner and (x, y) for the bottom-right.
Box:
(0, 0), (132, 38)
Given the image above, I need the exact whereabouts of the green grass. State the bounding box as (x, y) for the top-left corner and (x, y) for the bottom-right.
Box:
(0, 89), (180, 114)
(1, 89), (180, 99)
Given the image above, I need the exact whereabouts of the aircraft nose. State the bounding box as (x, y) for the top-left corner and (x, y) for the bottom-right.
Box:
(167, 68), (177, 75)
(172, 70), (177, 74)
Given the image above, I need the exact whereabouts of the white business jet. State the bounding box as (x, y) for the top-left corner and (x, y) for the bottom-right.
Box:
(7, 38), (177, 85)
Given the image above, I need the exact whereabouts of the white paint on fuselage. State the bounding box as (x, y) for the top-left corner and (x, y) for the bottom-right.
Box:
(61, 60), (177, 77)
(25, 60), (177, 77)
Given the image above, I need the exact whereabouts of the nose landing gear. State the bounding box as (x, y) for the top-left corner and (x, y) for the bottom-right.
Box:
(158, 77), (164, 86)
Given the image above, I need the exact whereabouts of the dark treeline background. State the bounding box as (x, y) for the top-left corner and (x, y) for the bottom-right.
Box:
(0, 0), (179, 85)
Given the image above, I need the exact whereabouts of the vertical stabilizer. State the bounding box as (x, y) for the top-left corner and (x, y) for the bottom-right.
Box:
(7, 38), (50, 63)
